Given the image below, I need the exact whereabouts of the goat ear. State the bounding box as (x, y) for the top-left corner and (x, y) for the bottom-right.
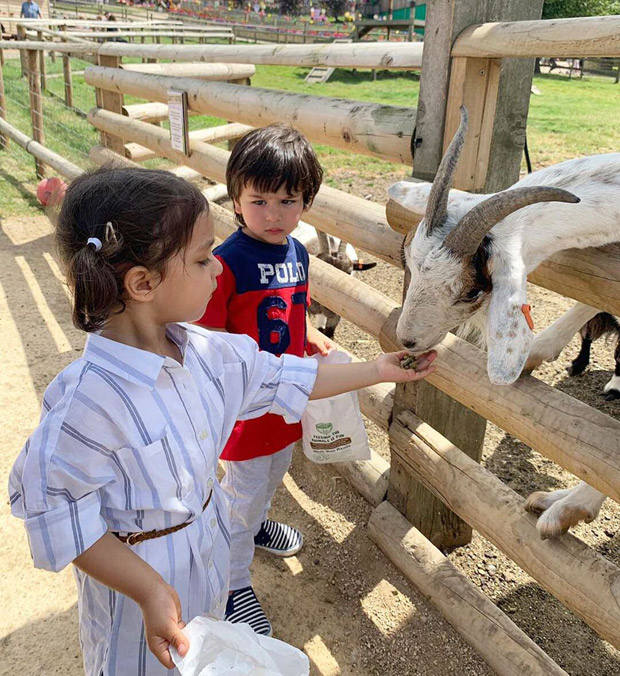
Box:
(388, 181), (483, 219)
(387, 181), (433, 216)
(353, 261), (377, 271)
(486, 264), (533, 385)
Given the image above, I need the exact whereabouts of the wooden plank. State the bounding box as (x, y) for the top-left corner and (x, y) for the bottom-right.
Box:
(96, 54), (124, 154)
(369, 502), (569, 676)
(453, 15), (620, 59)
(443, 56), (502, 191)
(84, 66), (416, 164)
(95, 40), (424, 68)
(26, 49), (45, 178)
(390, 410), (620, 649)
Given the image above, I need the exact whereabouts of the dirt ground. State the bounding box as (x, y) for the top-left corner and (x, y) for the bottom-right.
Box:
(1, 191), (619, 675)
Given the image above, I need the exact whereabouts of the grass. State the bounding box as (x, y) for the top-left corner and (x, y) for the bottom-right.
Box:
(1, 55), (618, 217)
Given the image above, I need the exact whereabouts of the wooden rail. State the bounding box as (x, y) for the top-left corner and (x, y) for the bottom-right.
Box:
(84, 67), (416, 164)
(453, 15), (620, 59)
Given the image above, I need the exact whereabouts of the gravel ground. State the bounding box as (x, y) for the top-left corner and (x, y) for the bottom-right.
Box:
(2, 165), (619, 676)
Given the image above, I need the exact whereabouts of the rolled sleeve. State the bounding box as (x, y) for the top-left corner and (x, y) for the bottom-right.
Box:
(271, 354), (318, 423)
(24, 491), (108, 572)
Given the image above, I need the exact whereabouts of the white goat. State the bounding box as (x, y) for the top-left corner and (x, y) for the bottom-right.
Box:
(389, 107), (620, 538)
(293, 222), (376, 337)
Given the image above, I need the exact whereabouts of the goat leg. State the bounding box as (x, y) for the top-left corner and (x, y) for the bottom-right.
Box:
(523, 302), (599, 374)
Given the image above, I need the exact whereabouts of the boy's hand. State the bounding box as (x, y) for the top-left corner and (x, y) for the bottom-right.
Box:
(306, 324), (336, 357)
(376, 350), (437, 383)
(140, 582), (189, 669)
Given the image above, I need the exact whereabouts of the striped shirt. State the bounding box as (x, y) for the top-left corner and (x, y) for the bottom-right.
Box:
(9, 323), (317, 676)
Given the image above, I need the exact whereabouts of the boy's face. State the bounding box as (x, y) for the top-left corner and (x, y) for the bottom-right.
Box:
(234, 182), (305, 246)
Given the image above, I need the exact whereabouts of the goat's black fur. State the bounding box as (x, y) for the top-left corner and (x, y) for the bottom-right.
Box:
(569, 312), (620, 400)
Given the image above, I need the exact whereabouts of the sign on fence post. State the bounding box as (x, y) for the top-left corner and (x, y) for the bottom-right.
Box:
(168, 89), (190, 156)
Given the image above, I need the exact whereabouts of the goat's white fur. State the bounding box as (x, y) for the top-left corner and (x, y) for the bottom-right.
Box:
(292, 221), (359, 264)
(390, 153), (620, 537)
(391, 153), (620, 384)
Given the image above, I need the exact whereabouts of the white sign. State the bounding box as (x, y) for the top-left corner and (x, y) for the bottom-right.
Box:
(167, 89), (190, 155)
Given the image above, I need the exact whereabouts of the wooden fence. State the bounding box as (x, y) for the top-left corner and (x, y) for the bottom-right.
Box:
(1, 4), (620, 673)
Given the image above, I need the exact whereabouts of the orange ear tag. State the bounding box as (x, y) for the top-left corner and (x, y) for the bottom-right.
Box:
(521, 304), (534, 330)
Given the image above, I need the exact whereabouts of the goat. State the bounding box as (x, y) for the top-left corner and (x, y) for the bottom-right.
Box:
(569, 313), (620, 400)
(293, 223), (376, 338)
(388, 107), (620, 538)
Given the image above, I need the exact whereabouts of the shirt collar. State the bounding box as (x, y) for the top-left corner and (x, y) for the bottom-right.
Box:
(83, 324), (190, 389)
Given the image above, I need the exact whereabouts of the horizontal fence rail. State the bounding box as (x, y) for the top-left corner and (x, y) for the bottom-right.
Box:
(85, 68), (416, 164)
(389, 410), (620, 649)
(453, 15), (620, 58)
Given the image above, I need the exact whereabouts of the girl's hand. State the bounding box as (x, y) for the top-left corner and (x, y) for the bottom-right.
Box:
(140, 582), (189, 669)
(376, 350), (437, 383)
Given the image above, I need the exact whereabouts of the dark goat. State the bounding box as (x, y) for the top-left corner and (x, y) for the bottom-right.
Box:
(569, 313), (620, 400)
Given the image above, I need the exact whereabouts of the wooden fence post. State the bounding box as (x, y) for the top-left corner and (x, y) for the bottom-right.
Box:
(61, 26), (74, 109)
(0, 54), (8, 149)
(26, 49), (45, 178)
(387, 0), (544, 551)
(96, 54), (125, 154)
(36, 31), (47, 90)
(17, 25), (27, 77)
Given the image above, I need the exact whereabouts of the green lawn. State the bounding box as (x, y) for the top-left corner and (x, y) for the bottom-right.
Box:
(1, 55), (618, 217)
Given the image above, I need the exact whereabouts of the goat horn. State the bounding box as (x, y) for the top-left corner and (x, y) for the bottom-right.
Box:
(443, 186), (580, 256)
(422, 106), (468, 235)
(316, 229), (330, 254)
(337, 239), (347, 256)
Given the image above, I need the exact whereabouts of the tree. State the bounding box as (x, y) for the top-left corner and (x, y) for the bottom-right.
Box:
(279, 0), (301, 15)
(325, 0), (346, 21)
(543, 0), (620, 19)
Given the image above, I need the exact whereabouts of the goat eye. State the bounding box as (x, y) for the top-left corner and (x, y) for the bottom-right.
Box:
(460, 289), (483, 303)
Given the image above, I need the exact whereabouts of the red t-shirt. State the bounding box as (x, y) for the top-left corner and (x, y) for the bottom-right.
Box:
(197, 229), (310, 461)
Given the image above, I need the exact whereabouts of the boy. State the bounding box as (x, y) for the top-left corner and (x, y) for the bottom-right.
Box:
(197, 124), (334, 636)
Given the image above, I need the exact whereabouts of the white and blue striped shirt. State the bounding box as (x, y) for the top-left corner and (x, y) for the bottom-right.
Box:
(9, 323), (317, 676)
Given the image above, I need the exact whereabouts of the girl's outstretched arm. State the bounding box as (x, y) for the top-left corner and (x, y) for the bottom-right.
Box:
(73, 532), (188, 668)
(309, 350), (437, 400)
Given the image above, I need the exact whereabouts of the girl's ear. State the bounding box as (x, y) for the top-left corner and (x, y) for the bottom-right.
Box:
(124, 266), (159, 303)
(485, 262), (533, 385)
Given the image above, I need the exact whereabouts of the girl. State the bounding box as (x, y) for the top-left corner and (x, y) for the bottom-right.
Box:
(9, 167), (436, 676)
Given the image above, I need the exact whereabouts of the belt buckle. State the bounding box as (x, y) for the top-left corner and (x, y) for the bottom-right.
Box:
(126, 532), (143, 546)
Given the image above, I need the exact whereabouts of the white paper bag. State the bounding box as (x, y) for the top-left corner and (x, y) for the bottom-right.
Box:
(171, 616), (309, 676)
(301, 350), (371, 464)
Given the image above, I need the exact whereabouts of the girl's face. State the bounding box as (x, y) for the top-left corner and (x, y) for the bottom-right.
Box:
(153, 210), (222, 323)
(234, 182), (305, 246)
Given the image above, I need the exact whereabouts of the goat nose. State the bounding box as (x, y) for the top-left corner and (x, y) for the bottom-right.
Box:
(402, 339), (417, 350)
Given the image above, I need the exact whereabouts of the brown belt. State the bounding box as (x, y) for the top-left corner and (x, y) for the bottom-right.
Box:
(114, 490), (213, 546)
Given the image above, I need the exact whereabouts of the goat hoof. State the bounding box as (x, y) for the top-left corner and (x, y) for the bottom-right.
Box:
(525, 491), (555, 516)
(536, 504), (595, 539)
(604, 389), (620, 401)
(567, 362), (586, 377)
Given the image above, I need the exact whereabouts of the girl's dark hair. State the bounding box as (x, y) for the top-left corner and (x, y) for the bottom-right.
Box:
(226, 124), (323, 226)
(56, 166), (208, 332)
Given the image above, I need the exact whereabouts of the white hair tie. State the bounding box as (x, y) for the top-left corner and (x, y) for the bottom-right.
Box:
(87, 237), (103, 251)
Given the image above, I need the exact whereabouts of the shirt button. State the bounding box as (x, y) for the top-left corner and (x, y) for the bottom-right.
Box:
(210, 518), (217, 528)
(207, 478), (214, 489)
(200, 430), (208, 440)
(208, 559), (214, 569)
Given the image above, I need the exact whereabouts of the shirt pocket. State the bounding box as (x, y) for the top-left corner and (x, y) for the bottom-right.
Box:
(113, 426), (194, 511)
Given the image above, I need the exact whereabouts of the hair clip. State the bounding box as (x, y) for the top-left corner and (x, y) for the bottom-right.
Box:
(105, 221), (118, 244)
(87, 237), (103, 251)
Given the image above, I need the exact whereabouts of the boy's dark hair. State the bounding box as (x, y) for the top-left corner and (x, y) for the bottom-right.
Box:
(56, 166), (208, 333)
(226, 124), (323, 226)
